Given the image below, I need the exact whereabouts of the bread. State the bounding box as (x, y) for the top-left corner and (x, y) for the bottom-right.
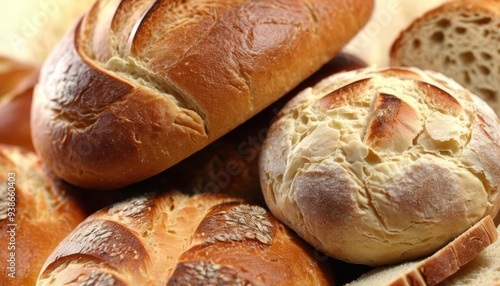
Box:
(36, 189), (335, 285)
(259, 66), (500, 266)
(0, 56), (35, 96)
(342, 0), (448, 67)
(30, 0), (374, 190)
(347, 215), (498, 286)
(0, 144), (86, 286)
(160, 52), (368, 206)
(0, 58), (39, 151)
(441, 222), (500, 285)
(390, 0), (500, 117)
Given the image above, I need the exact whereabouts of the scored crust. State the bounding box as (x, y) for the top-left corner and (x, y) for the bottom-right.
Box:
(36, 190), (334, 285)
(31, 0), (373, 190)
(259, 66), (500, 266)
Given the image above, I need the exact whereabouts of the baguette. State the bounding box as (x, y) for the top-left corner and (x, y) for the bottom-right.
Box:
(347, 215), (498, 286)
(36, 190), (335, 285)
(0, 145), (86, 286)
(390, 0), (500, 117)
(259, 66), (500, 266)
(31, 0), (373, 190)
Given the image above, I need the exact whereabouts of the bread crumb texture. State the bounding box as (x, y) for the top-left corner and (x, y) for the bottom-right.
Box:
(260, 66), (500, 266)
(391, 0), (500, 117)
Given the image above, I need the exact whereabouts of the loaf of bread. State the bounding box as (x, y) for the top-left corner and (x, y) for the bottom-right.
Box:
(259, 66), (500, 266)
(0, 56), (35, 96)
(0, 57), (38, 151)
(0, 144), (86, 286)
(390, 0), (500, 117)
(36, 190), (335, 285)
(31, 0), (374, 190)
(348, 215), (498, 286)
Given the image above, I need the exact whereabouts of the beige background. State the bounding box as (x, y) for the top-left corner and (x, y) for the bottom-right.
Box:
(0, 0), (94, 66)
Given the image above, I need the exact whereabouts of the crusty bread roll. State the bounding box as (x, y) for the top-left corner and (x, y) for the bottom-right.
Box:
(36, 190), (335, 285)
(390, 0), (500, 116)
(348, 215), (498, 286)
(259, 66), (500, 266)
(31, 0), (374, 190)
(0, 144), (86, 286)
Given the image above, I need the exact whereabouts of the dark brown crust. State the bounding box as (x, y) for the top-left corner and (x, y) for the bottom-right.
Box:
(31, 0), (374, 190)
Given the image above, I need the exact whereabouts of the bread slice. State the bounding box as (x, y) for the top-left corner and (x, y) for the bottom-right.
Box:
(440, 223), (500, 285)
(347, 215), (498, 286)
(390, 0), (500, 117)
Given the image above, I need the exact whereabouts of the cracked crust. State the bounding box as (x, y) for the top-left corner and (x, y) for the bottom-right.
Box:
(36, 190), (334, 285)
(259, 66), (500, 266)
(31, 0), (373, 190)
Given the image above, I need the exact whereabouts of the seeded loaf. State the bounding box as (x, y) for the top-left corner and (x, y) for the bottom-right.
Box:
(259, 66), (500, 266)
(36, 190), (335, 285)
(31, 0), (373, 190)
(0, 145), (86, 286)
(390, 0), (500, 117)
(347, 215), (498, 286)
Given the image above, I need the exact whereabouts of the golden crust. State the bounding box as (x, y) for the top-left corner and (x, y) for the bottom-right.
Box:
(31, 0), (374, 190)
(37, 190), (335, 285)
(0, 145), (86, 286)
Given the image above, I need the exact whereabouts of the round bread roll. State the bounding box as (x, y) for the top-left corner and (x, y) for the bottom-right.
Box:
(259, 66), (500, 266)
(30, 0), (374, 190)
(0, 145), (86, 286)
(36, 190), (334, 285)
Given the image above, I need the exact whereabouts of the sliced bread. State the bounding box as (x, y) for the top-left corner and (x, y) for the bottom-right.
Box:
(390, 0), (500, 117)
(440, 223), (500, 285)
(347, 215), (498, 286)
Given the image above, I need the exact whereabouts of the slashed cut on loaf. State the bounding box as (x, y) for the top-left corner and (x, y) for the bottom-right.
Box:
(347, 215), (498, 286)
(30, 0), (373, 190)
(259, 66), (500, 266)
(36, 190), (334, 286)
(390, 0), (500, 117)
